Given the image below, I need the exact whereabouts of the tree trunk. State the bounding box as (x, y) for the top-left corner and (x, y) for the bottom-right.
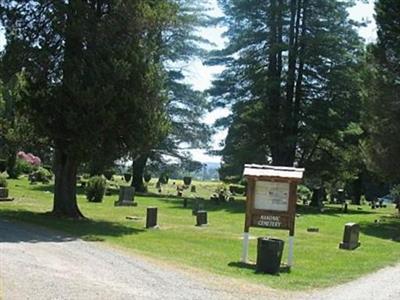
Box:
(52, 148), (84, 219)
(6, 149), (17, 179)
(131, 154), (149, 193)
(352, 175), (362, 205)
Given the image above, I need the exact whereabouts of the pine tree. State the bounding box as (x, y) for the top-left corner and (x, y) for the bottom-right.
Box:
(363, 0), (400, 182)
(209, 0), (363, 176)
(0, 1), (171, 218)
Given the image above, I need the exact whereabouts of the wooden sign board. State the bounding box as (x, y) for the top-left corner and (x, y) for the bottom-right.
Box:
(241, 164), (304, 266)
(245, 178), (297, 235)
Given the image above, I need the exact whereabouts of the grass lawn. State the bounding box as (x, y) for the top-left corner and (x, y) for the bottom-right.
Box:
(1, 177), (400, 290)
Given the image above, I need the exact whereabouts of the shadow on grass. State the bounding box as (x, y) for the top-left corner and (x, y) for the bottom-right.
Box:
(360, 216), (400, 242)
(157, 197), (246, 214)
(30, 184), (87, 197)
(0, 210), (143, 244)
(228, 261), (291, 274)
(296, 204), (375, 217)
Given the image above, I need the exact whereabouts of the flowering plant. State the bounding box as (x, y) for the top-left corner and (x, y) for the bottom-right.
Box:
(17, 151), (41, 166)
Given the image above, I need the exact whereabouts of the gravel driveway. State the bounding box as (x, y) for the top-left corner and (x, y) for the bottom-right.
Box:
(1, 218), (399, 300)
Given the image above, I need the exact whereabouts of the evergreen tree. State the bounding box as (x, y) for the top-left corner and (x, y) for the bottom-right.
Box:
(0, 1), (170, 218)
(209, 0), (364, 176)
(130, 0), (212, 192)
(363, 0), (400, 182)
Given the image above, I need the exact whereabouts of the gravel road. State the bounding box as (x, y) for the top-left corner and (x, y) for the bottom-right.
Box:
(1, 218), (399, 300)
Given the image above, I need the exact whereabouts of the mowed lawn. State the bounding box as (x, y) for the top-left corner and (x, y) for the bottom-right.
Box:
(1, 177), (400, 290)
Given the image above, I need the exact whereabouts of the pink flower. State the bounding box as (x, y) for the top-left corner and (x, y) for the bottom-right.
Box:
(17, 151), (41, 166)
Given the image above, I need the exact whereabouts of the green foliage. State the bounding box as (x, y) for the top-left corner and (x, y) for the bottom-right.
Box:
(209, 0), (364, 179)
(10, 158), (36, 178)
(390, 185), (400, 201)
(297, 185), (312, 202)
(229, 184), (245, 195)
(29, 167), (52, 184)
(0, 175), (7, 188)
(362, 0), (400, 182)
(85, 176), (106, 203)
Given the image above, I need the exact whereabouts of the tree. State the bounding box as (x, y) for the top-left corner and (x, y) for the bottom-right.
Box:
(209, 0), (364, 173)
(0, 1), (170, 218)
(130, 0), (212, 192)
(362, 0), (400, 182)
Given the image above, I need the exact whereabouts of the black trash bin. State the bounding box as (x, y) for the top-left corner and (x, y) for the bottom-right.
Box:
(256, 237), (284, 274)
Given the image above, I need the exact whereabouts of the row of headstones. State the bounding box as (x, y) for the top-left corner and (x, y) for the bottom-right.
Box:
(116, 187), (208, 228)
(141, 205), (208, 229)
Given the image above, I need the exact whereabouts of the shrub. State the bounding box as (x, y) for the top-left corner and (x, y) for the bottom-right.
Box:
(29, 167), (52, 183)
(229, 185), (246, 195)
(298, 185), (312, 202)
(183, 176), (192, 186)
(86, 176), (106, 202)
(15, 158), (36, 175)
(0, 175), (7, 188)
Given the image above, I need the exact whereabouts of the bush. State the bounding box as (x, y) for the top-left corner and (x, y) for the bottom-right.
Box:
(15, 158), (36, 175)
(298, 185), (312, 202)
(183, 176), (192, 186)
(29, 167), (52, 183)
(229, 184), (246, 195)
(0, 175), (7, 188)
(86, 176), (106, 202)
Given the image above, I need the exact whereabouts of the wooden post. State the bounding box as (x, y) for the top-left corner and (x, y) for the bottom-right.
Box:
(241, 179), (255, 263)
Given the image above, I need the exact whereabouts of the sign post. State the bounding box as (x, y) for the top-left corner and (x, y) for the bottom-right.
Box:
(241, 164), (304, 267)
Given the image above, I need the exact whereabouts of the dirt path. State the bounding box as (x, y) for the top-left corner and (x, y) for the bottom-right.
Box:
(0, 218), (399, 300)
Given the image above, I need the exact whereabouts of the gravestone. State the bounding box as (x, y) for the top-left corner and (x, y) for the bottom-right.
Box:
(114, 186), (136, 206)
(339, 222), (361, 250)
(337, 189), (345, 204)
(196, 211), (208, 226)
(0, 187), (13, 202)
(146, 207), (158, 228)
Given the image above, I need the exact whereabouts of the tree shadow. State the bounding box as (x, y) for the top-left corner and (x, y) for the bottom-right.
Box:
(31, 184), (86, 196)
(359, 216), (400, 242)
(296, 204), (375, 217)
(0, 210), (143, 244)
(157, 196), (246, 214)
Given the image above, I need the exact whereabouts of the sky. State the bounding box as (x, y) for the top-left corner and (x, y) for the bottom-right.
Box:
(0, 0), (378, 164)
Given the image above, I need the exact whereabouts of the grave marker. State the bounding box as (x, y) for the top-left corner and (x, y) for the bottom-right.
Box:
(339, 222), (361, 250)
(114, 186), (136, 206)
(146, 207), (158, 229)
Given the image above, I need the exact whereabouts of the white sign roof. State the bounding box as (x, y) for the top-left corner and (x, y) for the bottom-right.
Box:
(243, 164), (304, 180)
